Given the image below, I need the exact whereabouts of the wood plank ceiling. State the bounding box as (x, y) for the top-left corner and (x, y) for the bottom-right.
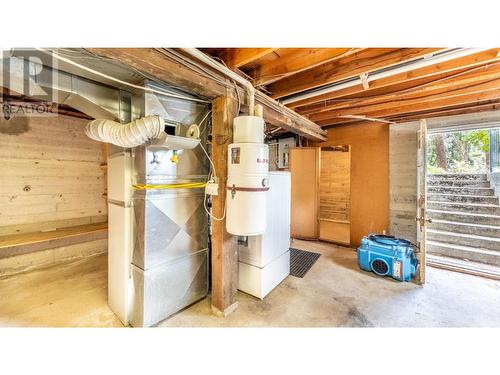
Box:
(202, 48), (500, 130)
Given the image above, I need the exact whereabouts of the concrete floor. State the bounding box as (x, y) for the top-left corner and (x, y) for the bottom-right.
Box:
(1, 239), (500, 327)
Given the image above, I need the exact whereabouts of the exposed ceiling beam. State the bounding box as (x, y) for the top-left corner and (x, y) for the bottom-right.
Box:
(268, 48), (444, 99)
(388, 100), (500, 123)
(312, 87), (500, 125)
(301, 62), (500, 115)
(251, 48), (362, 86)
(87, 48), (326, 141)
(221, 48), (277, 69)
(290, 48), (500, 109)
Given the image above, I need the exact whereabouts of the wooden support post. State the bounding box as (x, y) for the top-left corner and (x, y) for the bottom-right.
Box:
(210, 91), (239, 316)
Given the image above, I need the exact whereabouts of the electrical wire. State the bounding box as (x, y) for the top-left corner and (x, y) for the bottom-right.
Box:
(192, 107), (227, 221)
(211, 56), (242, 115)
(132, 182), (207, 190)
(198, 109), (213, 135)
(36, 48), (210, 104)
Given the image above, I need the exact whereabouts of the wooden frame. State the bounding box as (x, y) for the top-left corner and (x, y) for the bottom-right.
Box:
(319, 145), (351, 246)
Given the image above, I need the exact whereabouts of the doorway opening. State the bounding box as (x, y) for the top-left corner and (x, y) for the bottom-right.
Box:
(425, 127), (500, 279)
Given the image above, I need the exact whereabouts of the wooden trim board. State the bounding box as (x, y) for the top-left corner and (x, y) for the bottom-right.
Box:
(0, 222), (108, 259)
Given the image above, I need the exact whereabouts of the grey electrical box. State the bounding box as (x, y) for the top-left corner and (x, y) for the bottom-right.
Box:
(277, 137), (296, 169)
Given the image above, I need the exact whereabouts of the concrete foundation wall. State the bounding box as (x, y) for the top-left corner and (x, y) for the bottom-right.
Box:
(0, 239), (107, 278)
(389, 121), (419, 243)
(0, 114), (107, 236)
(389, 109), (500, 244)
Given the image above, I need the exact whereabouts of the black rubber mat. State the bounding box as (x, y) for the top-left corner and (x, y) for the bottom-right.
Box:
(290, 248), (321, 278)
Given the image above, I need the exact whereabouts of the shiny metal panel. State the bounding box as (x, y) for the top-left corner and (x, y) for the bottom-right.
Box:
(133, 143), (209, 185)
(132, 189), (208, 270)
(128, 90), (210, 326)
(130, 249), (209, 327)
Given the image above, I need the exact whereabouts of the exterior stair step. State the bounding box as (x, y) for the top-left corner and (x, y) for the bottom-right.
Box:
(427, 186), (495, 196)
(427, 193), (499, 204)
(427, 240), (500, 267)
(427, 179), (491, 187)
(428, 219), (500, 239)
(427, 254), (500, 280)
(427, 201), (500, 215)
(427, 228), (500, 251)
(427, 209), (500, 226)
(428, 173), (488, 181)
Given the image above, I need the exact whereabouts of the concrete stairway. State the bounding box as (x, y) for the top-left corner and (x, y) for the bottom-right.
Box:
(427, 173), (500, 266)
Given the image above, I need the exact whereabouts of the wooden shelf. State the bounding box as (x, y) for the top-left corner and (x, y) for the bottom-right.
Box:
(0, 222), (108, 259)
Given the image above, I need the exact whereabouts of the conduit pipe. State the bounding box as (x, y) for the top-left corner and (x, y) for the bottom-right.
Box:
(85, 115), (164, 148)
(180, 48), (256, 116)
(281, 48), (488, 105)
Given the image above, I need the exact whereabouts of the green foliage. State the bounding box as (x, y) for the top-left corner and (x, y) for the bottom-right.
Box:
(427, 165), (446, 174)
(427, 129), (490, 174)
(464, 129), (489, 153)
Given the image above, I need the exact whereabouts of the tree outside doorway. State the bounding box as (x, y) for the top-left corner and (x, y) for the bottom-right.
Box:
(427, 129), (491, 174)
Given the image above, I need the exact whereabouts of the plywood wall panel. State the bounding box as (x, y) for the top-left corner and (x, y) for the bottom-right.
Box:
(290, 147), (320, 239)
(311, 122), (389, 246)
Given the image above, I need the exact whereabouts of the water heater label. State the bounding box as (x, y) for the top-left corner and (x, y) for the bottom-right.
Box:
(231, 147), (240, 164)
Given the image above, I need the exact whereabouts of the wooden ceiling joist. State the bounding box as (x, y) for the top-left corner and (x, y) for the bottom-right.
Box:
(313, 87), (500, 126)
(288, 48), (500, 109)
(250, 48), (361, 87)
(87, 48), (326, 141)
(387, 100), (500, 123)
(267, 48), (444, 99)
(303, 62), (500, 116)
(220, 48), (277, 69)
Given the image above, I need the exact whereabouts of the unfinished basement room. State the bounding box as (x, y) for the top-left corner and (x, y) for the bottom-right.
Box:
(6, 2), (500, 373)
(2, 45), (500, 330)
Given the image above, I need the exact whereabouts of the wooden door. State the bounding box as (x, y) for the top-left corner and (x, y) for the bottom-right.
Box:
(319, 146), (351, 245)
(290, 147), (320, 239)
(416, 119), (428, 284)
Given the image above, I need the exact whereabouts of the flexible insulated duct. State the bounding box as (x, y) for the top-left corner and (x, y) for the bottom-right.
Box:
(85, 115), (164, 147)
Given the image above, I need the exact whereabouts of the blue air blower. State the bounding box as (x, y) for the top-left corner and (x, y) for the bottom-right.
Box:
(357, 234), (419, 282)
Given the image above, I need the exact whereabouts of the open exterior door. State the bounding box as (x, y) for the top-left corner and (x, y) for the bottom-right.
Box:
(416, 119), (430, 284)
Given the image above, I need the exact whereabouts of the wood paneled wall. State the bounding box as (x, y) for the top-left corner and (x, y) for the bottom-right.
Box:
(320, 148), (350, 221)
(311, 122), (389, 246)
(0, 115), (107, 236)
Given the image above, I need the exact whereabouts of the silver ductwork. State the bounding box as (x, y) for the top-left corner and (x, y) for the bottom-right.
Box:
(107, 81), (210, 327)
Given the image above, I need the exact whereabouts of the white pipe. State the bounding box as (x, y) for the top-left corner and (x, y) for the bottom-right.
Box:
(281, 48), (488, 105)
(85, 115), (164, 148)
(35, 48), (210, 104)
(180, 48), (255, 116)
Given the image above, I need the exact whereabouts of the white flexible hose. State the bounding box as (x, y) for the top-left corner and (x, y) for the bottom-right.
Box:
(85, 115), (164, 147)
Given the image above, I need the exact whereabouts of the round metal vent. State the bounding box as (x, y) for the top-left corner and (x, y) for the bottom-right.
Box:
(371, 259), (389, 275)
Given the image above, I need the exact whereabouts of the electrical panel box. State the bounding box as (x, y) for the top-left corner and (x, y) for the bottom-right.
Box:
(277, 137), (296, 169)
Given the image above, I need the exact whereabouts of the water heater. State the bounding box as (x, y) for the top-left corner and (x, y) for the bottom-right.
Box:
(226, 115), (269, 235)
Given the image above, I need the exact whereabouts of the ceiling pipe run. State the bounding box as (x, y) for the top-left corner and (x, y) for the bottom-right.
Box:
(280, 48), (488, 105)
(180, 48), (256, 116)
